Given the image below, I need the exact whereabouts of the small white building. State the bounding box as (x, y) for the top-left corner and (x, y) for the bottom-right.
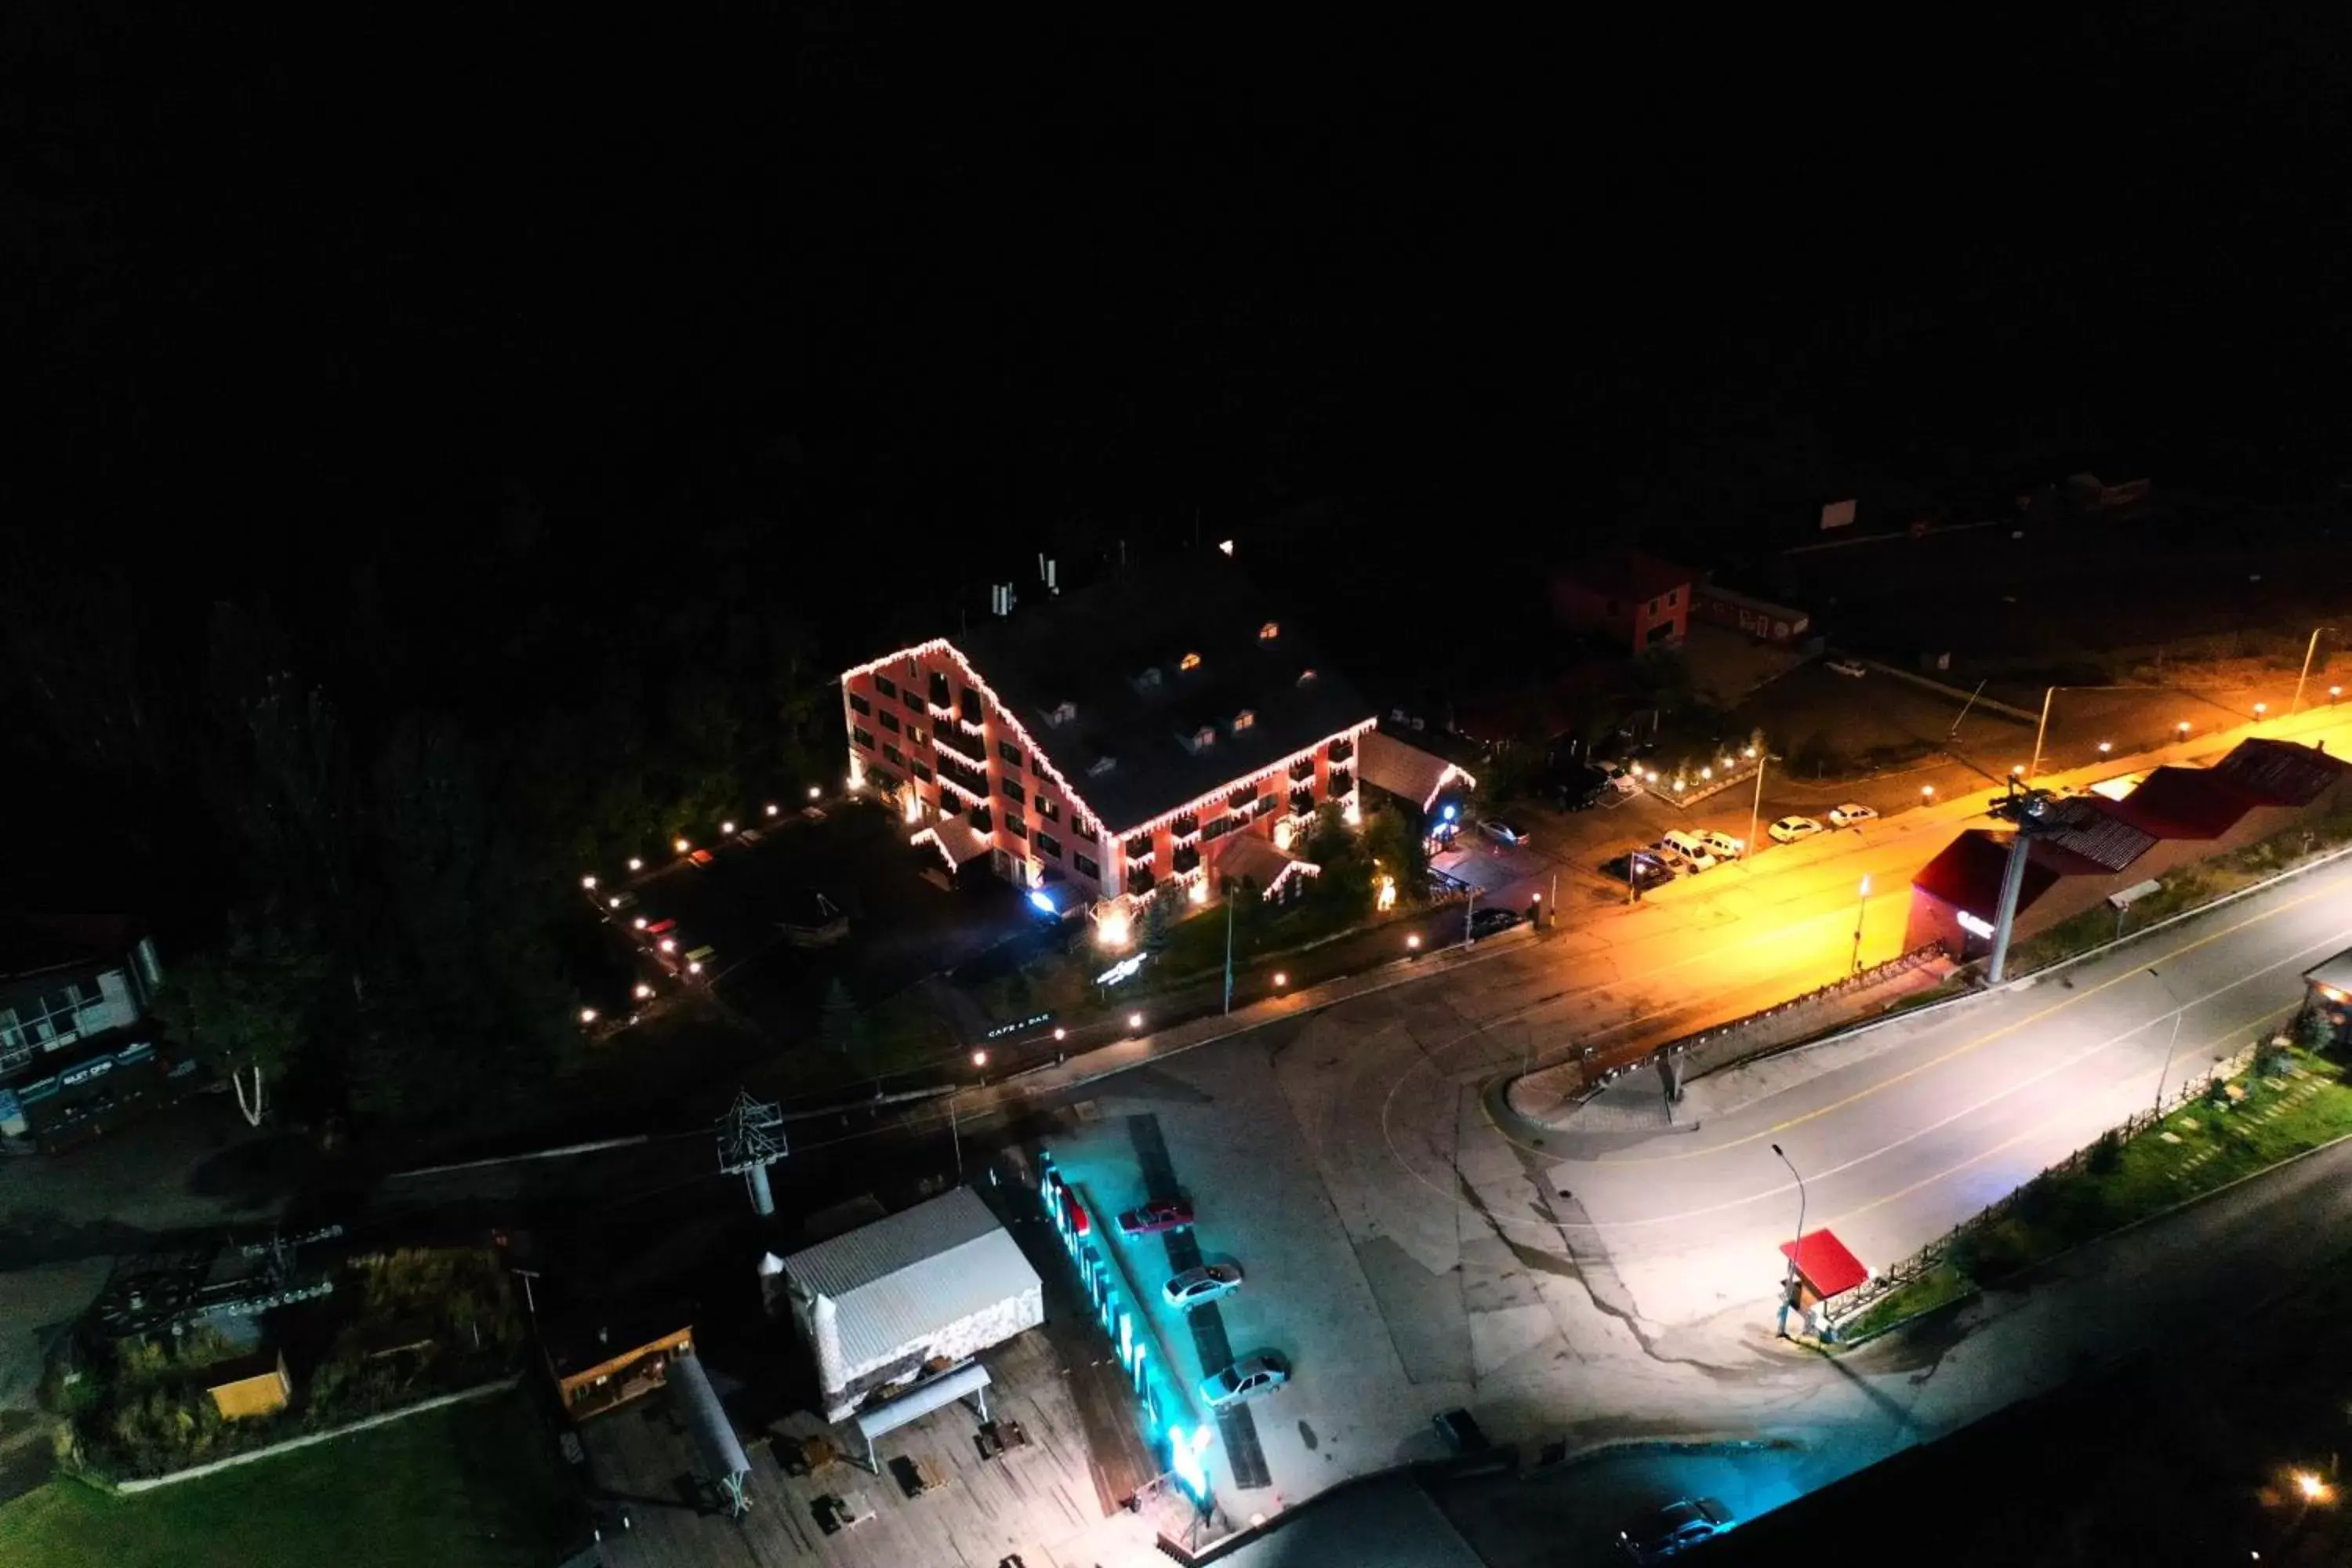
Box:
(782, 1186), (1043, 1421)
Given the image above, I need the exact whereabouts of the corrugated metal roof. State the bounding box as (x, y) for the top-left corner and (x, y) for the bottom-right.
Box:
(1359, 730), (1468, 811)
(783, 1187), (1040, 1375)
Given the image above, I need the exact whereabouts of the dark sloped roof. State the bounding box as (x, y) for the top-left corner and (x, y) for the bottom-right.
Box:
(950, 557), (1371, 831)
(1557, 549), (1691, 603)
(2212, 737), (2349, 807)
(2040, 796), (2158, 873)
(1911, 829), (2111, 919)
(2100, 764), (2264, 840)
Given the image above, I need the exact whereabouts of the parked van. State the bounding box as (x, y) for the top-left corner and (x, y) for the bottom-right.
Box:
(1661, 829), (1719, 869)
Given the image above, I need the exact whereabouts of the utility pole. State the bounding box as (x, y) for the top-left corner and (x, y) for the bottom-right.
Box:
(2292, 626), (2337, 716)
(2027, 685), (2056, 783)
(1464, 885), (1479, 946)
(1221, 884), (1235, 1014)
(1747, 750), (1769, 857)
(2147, 967), (2188, 1112)
(1849, 875), (1871, 975)
(716, 1089), (787, 1216)
(1986, 781), (2062, 984)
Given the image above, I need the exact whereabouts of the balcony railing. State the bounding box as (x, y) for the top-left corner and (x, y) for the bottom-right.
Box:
(1289, 757), (1316, 782)
(1327, 737), (1355, 764)
(1171, 844), (1200, 875)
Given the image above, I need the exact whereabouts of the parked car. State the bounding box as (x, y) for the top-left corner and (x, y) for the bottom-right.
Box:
(1658, 833), (1718, 872)
(1163, 1263), (1243, 1311)
(1826, 657), (1867, 677)
(1696, 829), (1744, 861)
(1601, 851), (1677, 891)
(1618, 1497), (1734, 1562)
(1116, 1199), (1195, 1237)
(1468, 907), (1522, 938)
(1828, 802), (1879, 827)
(1479, 818), (1530, 847)
(1199, 1352), (1290, 1410)
(1767, 815), (1823, 844)
(1595, 762), (1641, 795)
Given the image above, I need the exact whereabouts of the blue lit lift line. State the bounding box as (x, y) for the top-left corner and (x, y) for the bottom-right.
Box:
(1039, 1151), (1216, 1508)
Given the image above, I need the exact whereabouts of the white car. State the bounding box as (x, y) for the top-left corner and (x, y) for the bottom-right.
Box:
(1696, 829), (1744, 861)
(1768, 815), (1824, 844)
(1658, 837), (1717, 872)
(1826, 658), (1867, 677)
(1828, 803), (1878, 827)
(1163, 1263), (1243, 1312)
(1200, 1352), (1290, 1409)
(1595, 762), (1641, 796)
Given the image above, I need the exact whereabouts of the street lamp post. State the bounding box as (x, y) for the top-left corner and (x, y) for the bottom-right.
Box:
(2147, 967), (2187, 1113)
(1747, 747), (1769, 859)
(2292, 627), (2339, 717)
(2028, 685), (2057, 783)
(1849, 874), (1871, 975)
(1463, 885), (1479, 947)
(1222, 882), (1236, 1015)
(1770, 1143), (1807, 1337)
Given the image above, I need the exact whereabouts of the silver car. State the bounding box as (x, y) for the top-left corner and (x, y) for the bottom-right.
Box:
(1163, 1263), (1243, 1311)
(1200, 1352), (1289, 1409)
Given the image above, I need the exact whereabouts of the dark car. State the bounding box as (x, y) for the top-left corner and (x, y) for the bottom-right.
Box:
(1619, 1497), (1733, 1562)
(1599, 851), (1676, 892)
(1478, 818), (1530, 847)
(1468, 907), (1522, 938)
(1115, 1199), (1195, 1237)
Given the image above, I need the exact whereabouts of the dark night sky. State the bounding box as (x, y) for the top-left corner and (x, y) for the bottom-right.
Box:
(8, 6), (2351, 644)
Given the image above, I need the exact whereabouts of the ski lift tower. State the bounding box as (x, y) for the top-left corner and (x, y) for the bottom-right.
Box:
(717, 1089), (787, 1216)
(1986, 778), (2068, 984)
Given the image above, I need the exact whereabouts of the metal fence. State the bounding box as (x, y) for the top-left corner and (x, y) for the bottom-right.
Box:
(1572, 945), (1948, 1098)
(1824, 1032), (2281, 1325)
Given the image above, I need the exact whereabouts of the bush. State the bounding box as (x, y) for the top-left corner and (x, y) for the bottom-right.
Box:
(2087, 1129), (2123, 1174)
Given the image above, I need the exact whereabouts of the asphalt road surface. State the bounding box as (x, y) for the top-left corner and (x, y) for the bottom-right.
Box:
(1544, 851), (2352, 1327)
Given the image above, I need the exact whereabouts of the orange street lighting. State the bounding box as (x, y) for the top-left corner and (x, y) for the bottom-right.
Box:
(808, 785), (822, 800)
(2296, 1471), (2332, 1503)
(1920, 785), (1935, 800)
(632, 916), (648, 930)
(627, 856), (644, 871)
(674, 837), (691, 853)
(659, 938), (677, 953)
(606, 896), (623, 909)
(2096, 741), (2112, 755)
(686, 960), (702, 975)
(720, 820), (736, 835)
(2011, 764), (2024, 776)
(581, 874), (598, 890)
(1053, 1026), (1067, 1041)
(1127, 1011), (1144, 1031)
(579, 1007), (598, 1025)
(633, 983), (653, 1000)
(764, 803), (779, 817)
(2334, 684), (2344, 702)
(971, 1049), (989, 1068)
(2176, 721), (2190, 738)
(1406, 933), (1423, 951)
(2253, 702), (2267, 719)
(1273, 971), (1289, 987)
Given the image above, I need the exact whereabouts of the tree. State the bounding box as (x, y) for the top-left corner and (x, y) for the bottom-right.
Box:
(818, 978), (864, 1055)
(1363, 804), (1429, 905)
(151, 909), (328, 1127)
(1142, 888), (1177, 956)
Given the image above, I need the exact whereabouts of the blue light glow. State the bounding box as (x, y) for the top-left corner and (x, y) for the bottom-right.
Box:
(1028, 889), (1057, 914)
(1170, 1424), (1214, 1502)
(1441, 804), (1457, 821)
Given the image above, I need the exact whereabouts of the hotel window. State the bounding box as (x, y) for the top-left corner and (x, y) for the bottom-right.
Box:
(902, 687), (925, 713)
(848, 691), (872, 716)
(1036, 830), (1062, 860)
(906, 722), (926, 746)
(851, 725), (875, 751)
(880, 710), (901, 734)
(1036, 797), (1059, 822)
(1074, 852), (1100, 880)
(1258, 622), (1279, 640)
(874, 673), (898, 699)
(1073, 817), (1097, 843)
(883, 742), (906, 768)
(1000, 776), (1025, 804)
(1003, 815), (1028, 840)
(999, 740), (1024, 767)
(911, 759), (934, 782)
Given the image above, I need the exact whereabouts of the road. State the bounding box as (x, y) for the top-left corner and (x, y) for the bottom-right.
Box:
(1540, 851), (2352, 1327)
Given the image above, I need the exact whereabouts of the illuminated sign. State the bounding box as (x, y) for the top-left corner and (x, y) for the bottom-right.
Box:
(1957, 910), (1996, 940)
(1169, 1423), (1214, 1502)
(1096, 955), (1146, 986)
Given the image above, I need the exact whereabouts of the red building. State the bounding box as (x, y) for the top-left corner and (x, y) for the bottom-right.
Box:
(1550, 550), (1693, 653)
(839, 560), (1373, 936)
(1906, 739), (2350, 961)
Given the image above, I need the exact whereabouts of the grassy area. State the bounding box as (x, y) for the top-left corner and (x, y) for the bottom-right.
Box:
(1845, 1046), (2352, 1341)
(1839, 1261), (1973, 1341)
(0, 1390), (570, 1568)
